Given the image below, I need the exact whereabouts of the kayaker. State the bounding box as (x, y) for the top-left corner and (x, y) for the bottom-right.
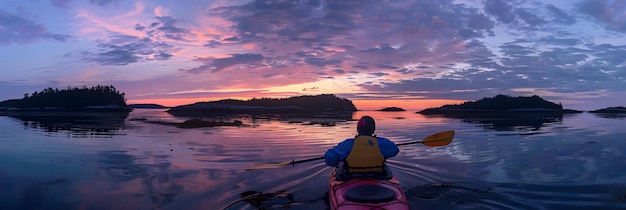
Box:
(324, 116), (399, 177)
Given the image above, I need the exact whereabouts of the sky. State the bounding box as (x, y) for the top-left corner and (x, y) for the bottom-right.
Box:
(1, 0), (625, 111)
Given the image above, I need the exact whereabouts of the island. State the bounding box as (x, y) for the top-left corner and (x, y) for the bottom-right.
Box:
(417, 95), (582, 115)
(589, 106), (626, 113)
(416, 95), (583, 131)
(166, 94), (357, 115)
(0, 85), (131, 112)
(128, 104), (169, 109)
(377, 107), (406, 111)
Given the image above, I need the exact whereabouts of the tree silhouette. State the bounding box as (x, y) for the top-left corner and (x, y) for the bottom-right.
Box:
(1, 85), (128, 110)
(420, 95), (564, 114)
(168, 94), (357, 114)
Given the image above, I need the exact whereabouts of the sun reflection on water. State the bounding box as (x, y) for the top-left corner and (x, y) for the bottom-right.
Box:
(0, 110), (625, 209)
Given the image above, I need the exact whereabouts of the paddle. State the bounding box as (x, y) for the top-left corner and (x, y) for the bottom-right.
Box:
(245, 130), (455, 171)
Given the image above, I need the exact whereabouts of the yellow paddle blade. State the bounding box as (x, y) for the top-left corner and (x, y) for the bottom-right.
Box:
(244, 161), (293, 171)
(421, 130), (455, 147)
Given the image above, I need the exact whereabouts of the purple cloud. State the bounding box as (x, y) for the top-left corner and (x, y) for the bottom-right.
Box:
(577, 0), (626, 32)
(0, 10), (69, 45)
(77, 35), (178, 65)
(90, 0), (122, 7)
(185, 53), (265, 73)
(484, 0), (515, 24)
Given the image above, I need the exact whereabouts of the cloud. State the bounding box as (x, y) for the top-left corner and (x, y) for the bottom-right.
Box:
(361, 44), (399, 54)
(304, 57), (341, 68)
(369, 72), (389, 77)
(462, 13), (495, 38)
(588, 43), (626, 72)
(134, 24), (145, 31)
(204, 0), (497, 73)
(184, 53), (265, 73)
(90, 0), (122, 7)
(76, 35), (179, 65)
(154, 16), (191, 41)
(302, 86), (319, 92)
(91, 46), (141, 65)
(354, 33), (626, 101)
(577, 0), (626, 32)
(66, 0), (623, 102)
(545, 4), (576, 25)
(154, 6), (170, 17)
(0, 10), (69, 45)
(74, 12), (191, 66)
(537, 36), (582, 46)
(5, 0), (626, 111)
(134, 16), (194, 41)
(483, 0), (553, 31)
(484, 0), (516, 24)
(515, 8), (548, 26)
(377, 64), (398, 70)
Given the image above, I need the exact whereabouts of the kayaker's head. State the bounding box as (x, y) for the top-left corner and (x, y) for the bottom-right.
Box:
(357, 116), (375, 136)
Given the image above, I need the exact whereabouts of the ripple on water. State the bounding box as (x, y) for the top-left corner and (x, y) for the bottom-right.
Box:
(2, 112), (626, 209)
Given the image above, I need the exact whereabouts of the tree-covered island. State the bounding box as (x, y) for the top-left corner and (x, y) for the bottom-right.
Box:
(0, 85), (131, 112)
(128, 104), (169, 109)
(377, 107), (406, 111)
(589, 106), (626, 113)
(418, 95), (582, 115)
(166, 94), (357, 114)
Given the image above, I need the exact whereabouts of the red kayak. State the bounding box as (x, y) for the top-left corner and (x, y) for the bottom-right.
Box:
(328, 169), (410, 210)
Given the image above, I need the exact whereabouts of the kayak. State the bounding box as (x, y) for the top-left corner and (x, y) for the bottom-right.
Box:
(328, 169), (409, 210)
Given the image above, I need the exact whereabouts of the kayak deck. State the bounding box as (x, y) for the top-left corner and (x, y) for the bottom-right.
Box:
(329, 169), (409, 210)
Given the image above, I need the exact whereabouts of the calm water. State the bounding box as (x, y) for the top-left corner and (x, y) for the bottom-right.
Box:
(1, 109), (625, 210)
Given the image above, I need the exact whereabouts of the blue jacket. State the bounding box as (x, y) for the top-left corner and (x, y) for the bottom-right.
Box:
(324, 136), (399, 166)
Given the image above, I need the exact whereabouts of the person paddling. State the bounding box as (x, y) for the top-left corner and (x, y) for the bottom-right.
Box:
(324, 116), (399, 179)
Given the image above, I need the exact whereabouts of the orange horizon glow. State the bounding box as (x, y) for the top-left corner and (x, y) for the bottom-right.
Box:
(127, 98), (465, 111)
(127, 97), (236, 107)
(352, 99), (465, 111)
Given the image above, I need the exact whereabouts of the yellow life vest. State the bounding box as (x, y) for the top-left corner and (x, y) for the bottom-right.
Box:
(345, 135), (385, 173)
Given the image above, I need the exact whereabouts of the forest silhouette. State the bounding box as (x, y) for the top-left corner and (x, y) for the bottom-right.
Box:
(418, 94), (581, 114)
(0, 85), (127, 110)
(167, 94), (357, 114)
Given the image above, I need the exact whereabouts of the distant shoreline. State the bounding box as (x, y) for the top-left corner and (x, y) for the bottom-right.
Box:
(165, 94), (357, 115)
(0, 106), (132, 113)
(3, 89), (625, 114)
(417, 95), (585, 115)
(0, 85), (130, 112)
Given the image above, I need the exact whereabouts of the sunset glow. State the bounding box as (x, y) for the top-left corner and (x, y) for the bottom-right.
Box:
(2, 0), (626, 111)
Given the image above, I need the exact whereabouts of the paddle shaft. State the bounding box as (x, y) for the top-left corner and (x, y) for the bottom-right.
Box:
(245, 130), (454, 170)
(291, 156), (325, 165)
(396, 140), (425, 147)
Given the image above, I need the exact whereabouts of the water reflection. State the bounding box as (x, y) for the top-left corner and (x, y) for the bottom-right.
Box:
(591, 113), (626, 119)
(90, 150), (195, 209)
(3, 111), (128, 137)
(0, 170), (68, 210)
(405, 182), (520, 209)
(422, 112), (566, 132)
(168, 111), (355, 126)
(96, 150), (162, 182)
(1, 111), (626, 209)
